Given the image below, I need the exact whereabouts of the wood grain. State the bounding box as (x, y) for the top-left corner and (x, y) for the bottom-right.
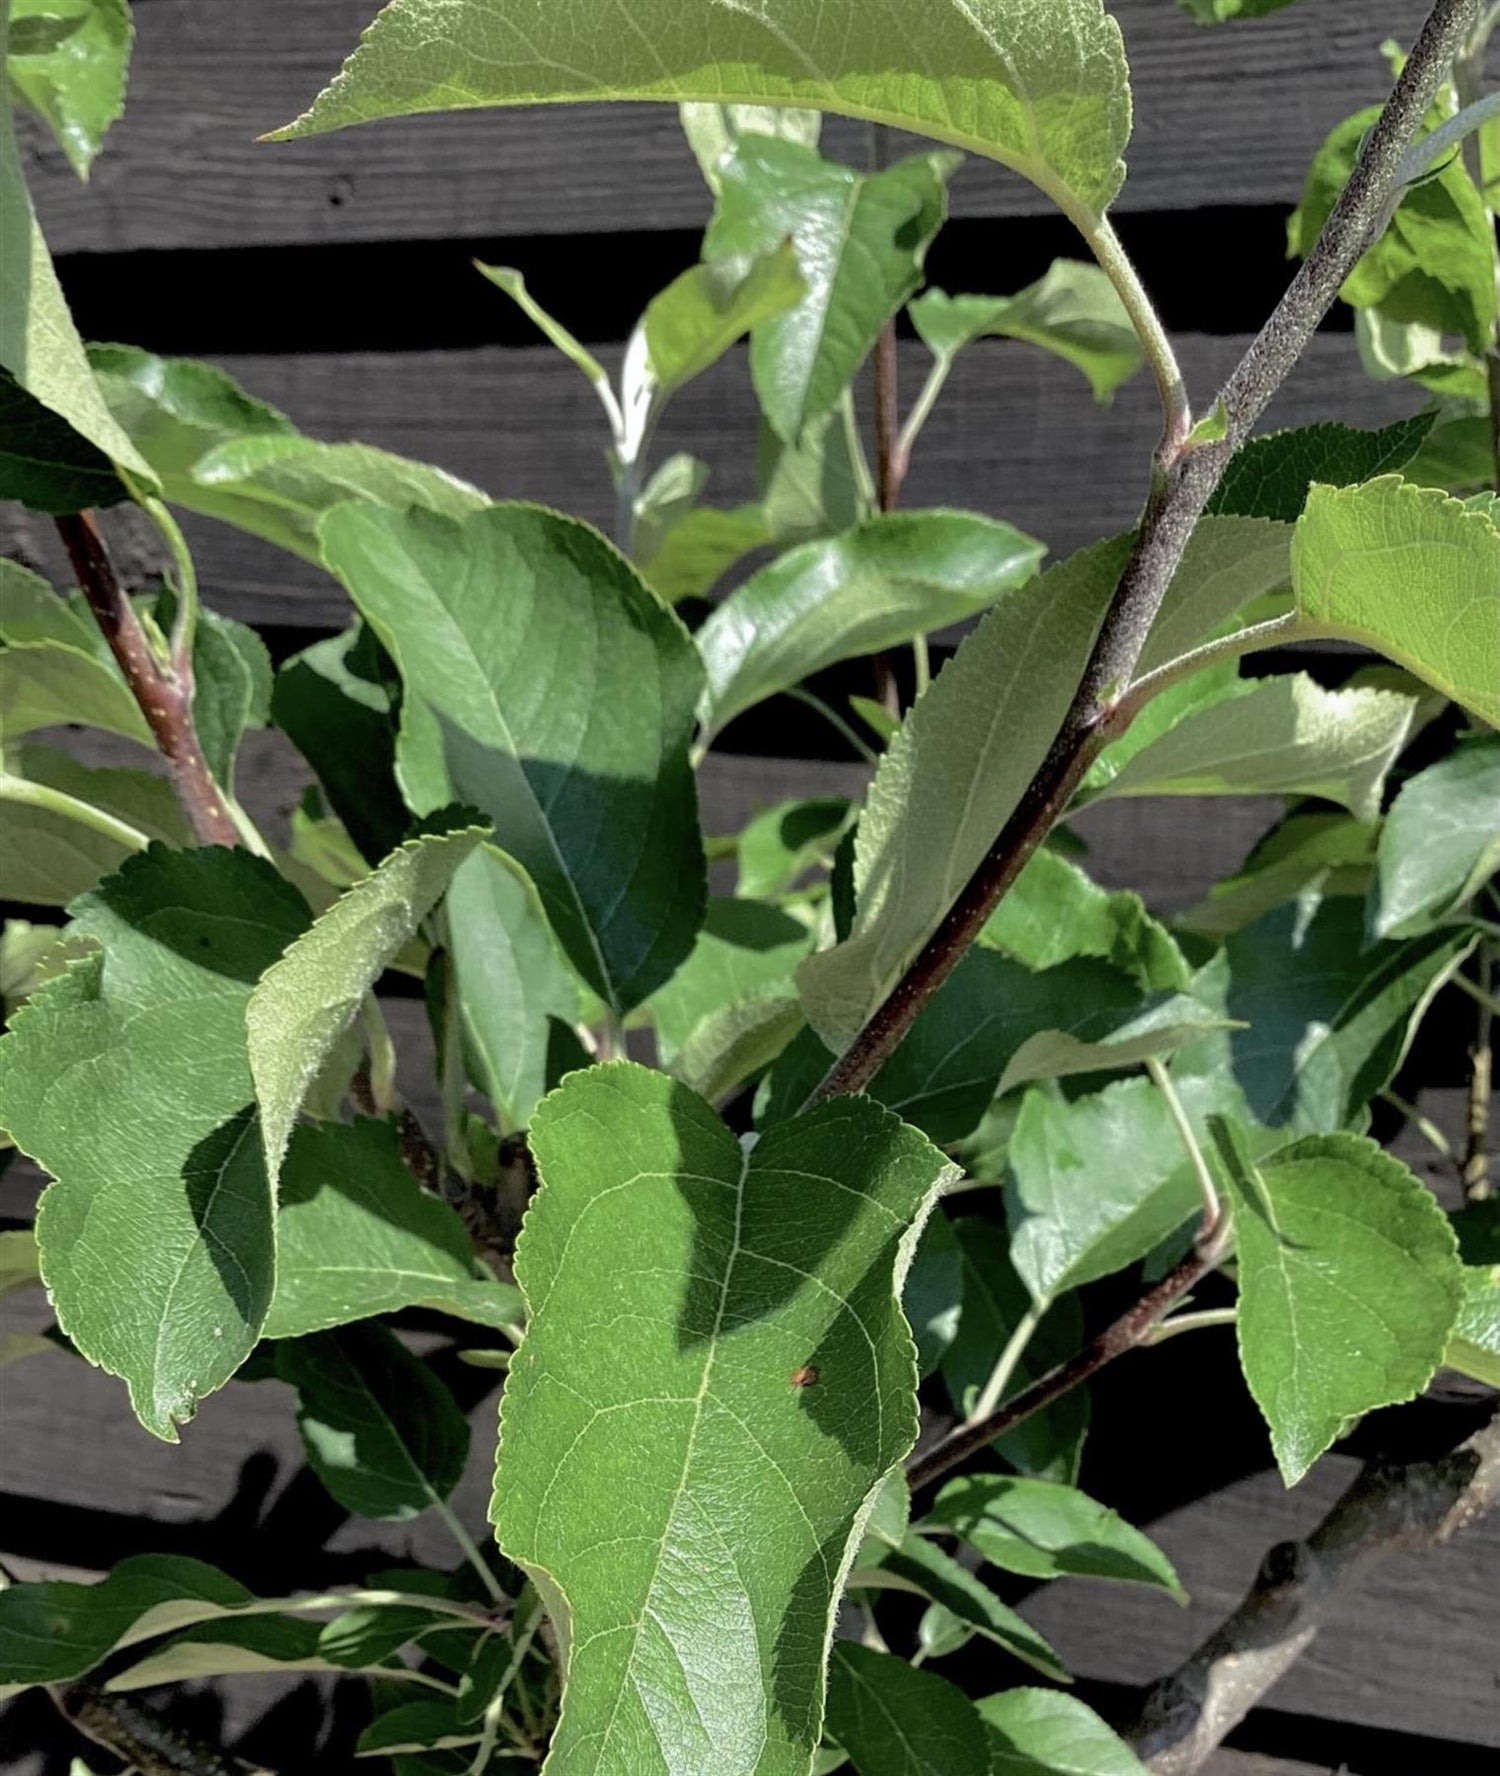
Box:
(1, 333), (1420, 628)
(23, 0), (1428, 256)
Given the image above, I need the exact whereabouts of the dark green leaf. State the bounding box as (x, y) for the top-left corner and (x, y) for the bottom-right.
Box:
(0, 367), (127, 510)
(277, 1322), (471, 1520)
(826, 1643), (990, 1776)
(878, 1533), (1066, 1678)
(1206, 415), (1435, 522)
(976, 1688), (1148, 1776)
(1177, 810), (1378, 940)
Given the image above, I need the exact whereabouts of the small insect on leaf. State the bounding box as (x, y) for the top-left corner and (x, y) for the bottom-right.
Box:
(790, 1364), (820, 1389)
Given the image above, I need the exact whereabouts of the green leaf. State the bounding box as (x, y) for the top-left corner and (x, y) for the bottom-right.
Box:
(648, 897), (811, 1064)
(1178, 810), (1379, 940)
(0, 1555), (256, 1698)
(1290, 107), (1497, 353)
(87, 345), (488, 562)
(735, 796), (852, 900)
(696, 510), (1044, 740)
(7, 0), (131, 177)
(491, 1063), (956, 1776)
(0, 3), (152, 482)
(247, 818), (486, 1187)
(798, 519), (1291, 1048)
(190, 604), (272, 790)
(705, 138), (956, 441)
(0, 366), (126, 510)
(825, 1644), (990, 1776)
(1206, 415), (1435, 523)
(980, 848), (1188, 993)
(642, 243), (806, 400)
(902, 1211), (962, 1380)
(877, 1533), (1066, 1678)
(996, 991), (1236, 1097)
(1203, 897), (1474, 1132)
(271, 625), (408, 867)
(910, 261), (1144, 403)
(1220, 1129), (1464, 1484)
(941, 1218), (1088, 1481)
(1088, 673), (1418, 821)
(104, 1616), (353, 1691)
(318, 502), (707, 1016)
(274, 0), (1132, 230)
(276, 1321), (470, 1520)
(638, 501), (772, 606)
(680, 100), (820, 191)
(757, 406), (872, 544)
(267, 1118), (523, 1340)
(1004, 1076), (1235, 1306)
(446, 845), (583, 1133)
(0, 848), (309, 1437)
(1446, 1263), (1500, 1389)
(923, 1474), (1182, 1596)
(672, 993), (806, 1104)
(1368, 736), (1500, 940)
(1290, 478), (1500, 726)
(976, 1688), (1149, 1776)
(474, 263), (613, 394)
(0, 558), (150, 744)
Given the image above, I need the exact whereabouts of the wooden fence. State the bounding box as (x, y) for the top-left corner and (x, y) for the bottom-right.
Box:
(2, 2), (1496, 1771)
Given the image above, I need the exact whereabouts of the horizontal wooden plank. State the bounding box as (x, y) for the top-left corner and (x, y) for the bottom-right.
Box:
(1021, 1455), (1500, 1750)
(23, 0), (1428, 255)
(1, 332), (1420, 629)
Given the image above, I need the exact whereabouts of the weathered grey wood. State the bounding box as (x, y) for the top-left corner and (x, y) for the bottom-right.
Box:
(1022, 1454), (1500, 1751)
(0, 332), (1420, 629)
(1203, 1757), (1328, 1776)
(24, 0), (1428, 255)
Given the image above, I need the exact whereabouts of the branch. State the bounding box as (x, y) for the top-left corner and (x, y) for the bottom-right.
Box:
(54, 511), (241, 848)
(810, 0), (1480, 1105)
(905, 1214), (1230, 1496)
(1125, 1411), (1500, 1774)
(53, 1680), (271, 1776)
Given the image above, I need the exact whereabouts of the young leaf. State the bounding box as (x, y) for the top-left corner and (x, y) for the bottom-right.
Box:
(641, 243), (806, 399)
(637, 501), (772, 606)
(976, 1688), (1149, 1776)
(696, 510), (1044, 740)
(267, 1118), (523, 1341)
(0, 4), (152, 481)
(247, 817), (486, 1186)
(492, 1064), (957, 1776)
(0, 1555), (257, 1698)
(910, 261), (1144, 403)
(274, 0), (1132, 231)
(877, 1533), (1067, 1678)
(1291, 478), (1500, 726)
(824, 1644), (990, 1776)
(1368, 736), (1500, 940)
(7, 0), (131, 178)
(318, 502), (707, 1016)
(190, 605), (272, 790)
(276, 1321), (471, 1521)
(680, 100), (820, 191)
(1087, 673), (1418, 821)
(705, 138), (957, 441)
(1202, 897), (1474, 1133)
(1447, 1264), (1500, 1390)
(979, 847), (1188, 993)
(941, 1219), (1089, 1482)
(922, 1474), (1182, 1596)
(647, 896), (811, 1063)
(446, 845), (583, 1133)
(474, 262), (614, 395)
(1206, 415), (1435, 523)
(1289, 107), (1497, 353)
(757, 405), (872, 543)
(88, 344), (488, 562)
(0, 848), (309, 1437)
(1220, 1129), (1464, 1484)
